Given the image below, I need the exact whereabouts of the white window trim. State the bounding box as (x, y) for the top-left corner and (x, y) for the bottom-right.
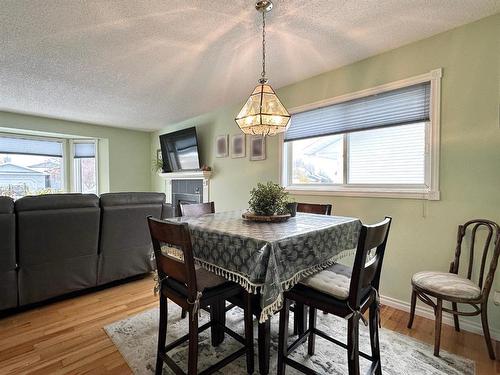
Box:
(279, 68), (442, 200)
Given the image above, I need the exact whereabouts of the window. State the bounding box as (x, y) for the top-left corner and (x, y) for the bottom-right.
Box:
(281, 70), (441, 200)
(0, 136), (64, 199)
(73, 141), (97, 194)
(0, 134), (99, 199)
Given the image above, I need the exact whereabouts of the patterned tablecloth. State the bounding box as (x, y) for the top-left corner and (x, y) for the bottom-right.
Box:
(169, 211), (361, 322)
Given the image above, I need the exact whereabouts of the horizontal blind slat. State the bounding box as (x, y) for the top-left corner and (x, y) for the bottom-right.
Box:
(285, 82), (430, 142)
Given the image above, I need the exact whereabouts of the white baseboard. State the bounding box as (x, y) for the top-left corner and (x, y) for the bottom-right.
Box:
(380, 294), (500, 342)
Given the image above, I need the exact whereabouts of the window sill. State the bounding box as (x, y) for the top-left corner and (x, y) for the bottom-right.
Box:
(284, 185), (440, 201)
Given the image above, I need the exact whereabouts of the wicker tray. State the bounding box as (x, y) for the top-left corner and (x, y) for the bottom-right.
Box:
(242, 211), (291, 223)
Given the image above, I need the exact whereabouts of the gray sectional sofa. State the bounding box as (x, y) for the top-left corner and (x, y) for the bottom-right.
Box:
(0, 192), (168, 311)
(0, 197), (17, 310)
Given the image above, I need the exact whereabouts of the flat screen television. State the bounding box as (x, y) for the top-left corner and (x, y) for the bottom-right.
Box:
(159, 127), (201, 172)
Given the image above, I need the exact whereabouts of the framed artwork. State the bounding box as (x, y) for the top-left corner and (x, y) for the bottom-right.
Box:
(231, 134), (246, 158)
(250, 135), (266, 161)
(215, 135), (229, 158)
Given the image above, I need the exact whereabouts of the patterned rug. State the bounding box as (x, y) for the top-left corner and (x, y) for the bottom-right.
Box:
(104, 304), (475, 375)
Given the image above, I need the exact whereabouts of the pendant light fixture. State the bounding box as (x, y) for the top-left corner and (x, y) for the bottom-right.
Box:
(235, 0), (290, 136)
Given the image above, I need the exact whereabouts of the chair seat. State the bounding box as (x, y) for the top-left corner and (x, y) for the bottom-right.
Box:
(412, 271), (481, 300)
(195, 267), (227, 291)
(300, 263), (352, 300)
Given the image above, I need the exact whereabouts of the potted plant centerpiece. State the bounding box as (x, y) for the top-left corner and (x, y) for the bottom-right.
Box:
(243, 181), (295, 222)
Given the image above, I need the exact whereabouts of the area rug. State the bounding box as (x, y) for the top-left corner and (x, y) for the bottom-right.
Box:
(104, 304), (475, 375)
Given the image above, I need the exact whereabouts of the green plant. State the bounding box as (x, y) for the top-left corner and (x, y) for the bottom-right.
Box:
(152, 158), (164, 173)
(248, 181), (290, 216)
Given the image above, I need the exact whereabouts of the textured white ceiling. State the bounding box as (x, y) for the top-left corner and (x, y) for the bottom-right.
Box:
(1, 1), (499, 131)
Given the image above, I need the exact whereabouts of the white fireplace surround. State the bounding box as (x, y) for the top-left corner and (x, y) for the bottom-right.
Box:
(158, 170), (212, 204)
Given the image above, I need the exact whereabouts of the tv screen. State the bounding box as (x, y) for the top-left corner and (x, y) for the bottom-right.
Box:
(159, 127), (201, 172)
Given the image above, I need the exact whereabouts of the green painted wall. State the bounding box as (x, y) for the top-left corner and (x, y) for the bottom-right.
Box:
(153, 14), (500, 334)
(0, 111), (151, 193)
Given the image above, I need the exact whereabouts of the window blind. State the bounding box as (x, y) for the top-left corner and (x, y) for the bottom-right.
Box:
(0, 136), (63, 157)
(284, 82), (430, 142)
(348, 123), (426, 184)
(73, 142), (96, 158)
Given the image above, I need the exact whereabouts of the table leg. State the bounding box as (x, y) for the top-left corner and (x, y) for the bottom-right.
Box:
(258, 319), (271, 375)
(210, 299), (225, 346)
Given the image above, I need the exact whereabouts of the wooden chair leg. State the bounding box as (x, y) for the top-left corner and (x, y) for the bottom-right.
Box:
(434, 299), (442, 357)
(407, 289), (417, 329)
(452, 302), (460, 332)
(293, 302), (306, 336)
(369, 302), (382, 375)
(258, 319), (271, 375)
(277, 300), (290, 375)
(480, 303), (496, 360)
(307, 307), (317, 355)
(347, 315), (360, 375)
(187, 310), (199, 375)
(155, 295), (168, 375)
(244, 292), (255, 374)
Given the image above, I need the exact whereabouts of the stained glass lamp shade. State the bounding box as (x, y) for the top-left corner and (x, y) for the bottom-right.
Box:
(235, 83), (291, 136)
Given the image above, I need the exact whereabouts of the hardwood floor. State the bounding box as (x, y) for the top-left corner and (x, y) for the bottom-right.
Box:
(0, 275), (498, 374)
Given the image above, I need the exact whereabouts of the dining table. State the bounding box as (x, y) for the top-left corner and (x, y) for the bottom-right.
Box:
(169, 210), (362, 374)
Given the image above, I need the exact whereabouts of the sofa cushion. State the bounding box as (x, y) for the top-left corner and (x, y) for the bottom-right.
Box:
(0, 196), (14, 213)
(15, 193), (98, 211)
(100, 192), (165, 206)
(97, 192), (165, 285)
(16, 194), (100, 306)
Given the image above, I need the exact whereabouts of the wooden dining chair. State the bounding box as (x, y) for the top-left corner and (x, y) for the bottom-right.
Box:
(179, 201), (216, 319)
(408, 219), (500, 359)
(296, 202), (332, 216)
(277, 217), (392, 375)
(180, 201), (215, 217)
(147, 217), (254, 375)
(293, 202), (333, 335)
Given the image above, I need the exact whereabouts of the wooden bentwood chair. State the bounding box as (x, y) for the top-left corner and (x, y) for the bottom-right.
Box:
(278, 217), (392, 375)
(408, 219), (500, 359)
(147, 217), (254, 375)
(293, 203), (333, 335)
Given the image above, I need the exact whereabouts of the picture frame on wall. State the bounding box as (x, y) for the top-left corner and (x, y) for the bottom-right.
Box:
(231, 134), (246, 158)
(215, 135), (229, 158)
(249, 135), (266, 161)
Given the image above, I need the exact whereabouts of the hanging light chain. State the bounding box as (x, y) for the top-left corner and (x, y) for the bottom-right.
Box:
(261, 9), (267, 83)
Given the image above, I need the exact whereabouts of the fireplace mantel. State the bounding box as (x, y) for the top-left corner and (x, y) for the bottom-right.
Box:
(158, 170), (212, 204)
(158, 170), (212, 180)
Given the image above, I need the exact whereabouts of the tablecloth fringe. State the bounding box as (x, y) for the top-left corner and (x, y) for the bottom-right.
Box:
(195, 259), (263, 295)
(258, 248), (357, 323)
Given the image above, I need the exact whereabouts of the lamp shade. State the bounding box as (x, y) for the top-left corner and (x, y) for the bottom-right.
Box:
(235, 83), (291, 136)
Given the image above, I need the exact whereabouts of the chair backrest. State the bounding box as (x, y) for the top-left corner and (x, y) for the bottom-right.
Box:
(451, 219), (500, 297)
(180, 201), (215, 217)
(348, 217), (392, 308)
(296, 202), (332, 215)
(147, 217), (197, 300)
